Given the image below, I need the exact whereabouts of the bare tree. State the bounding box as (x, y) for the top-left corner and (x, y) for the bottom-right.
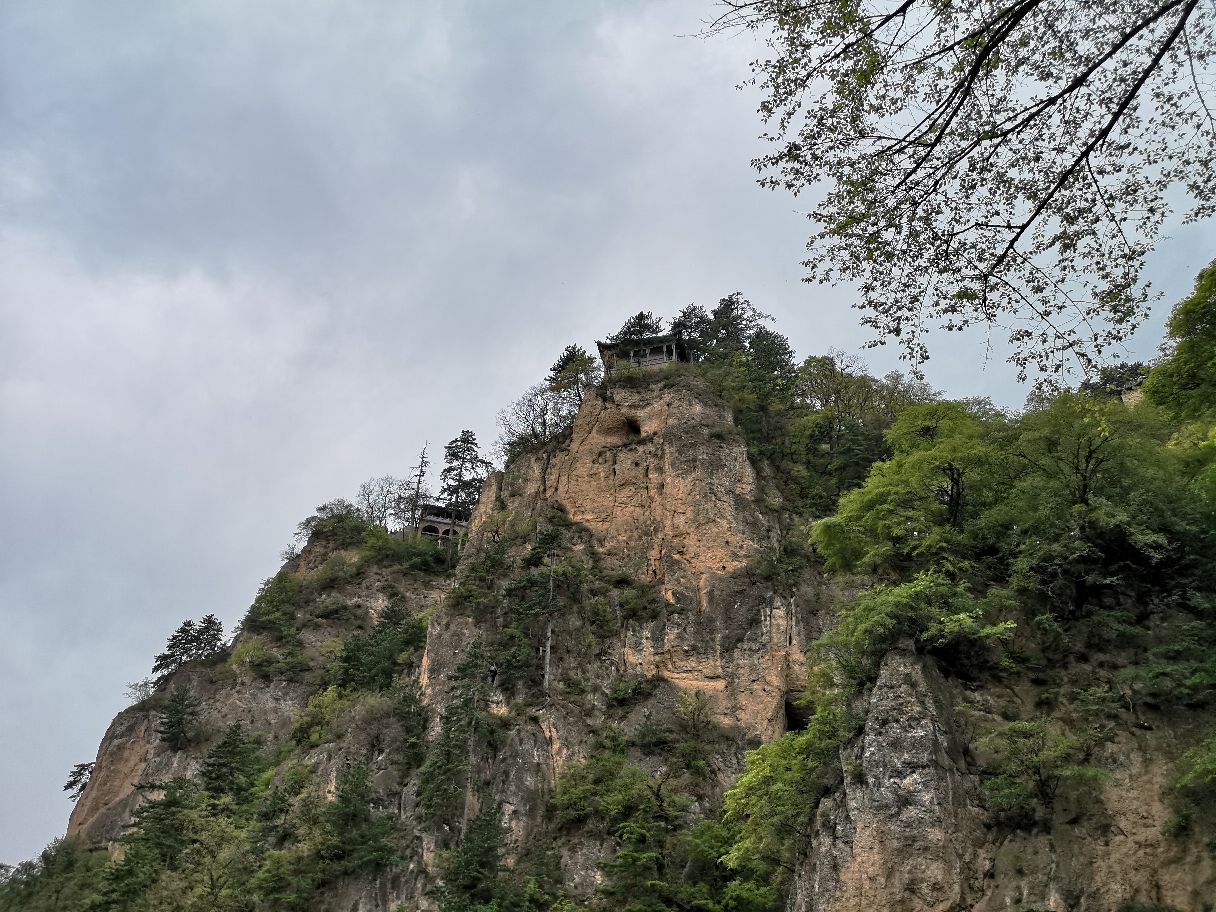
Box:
(495, 382), (571, 463)
(396, 444), (432, 536)
(711, 0), (1216, 377)
(356, 475), (409, 530)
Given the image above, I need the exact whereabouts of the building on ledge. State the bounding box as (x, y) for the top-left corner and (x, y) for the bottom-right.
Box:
(596, 333), (690, 373)
(414, 503), (470, 538)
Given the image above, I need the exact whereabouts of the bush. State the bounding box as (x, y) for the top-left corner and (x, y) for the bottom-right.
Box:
(243, 574), (303, 642)
(359, 527), (447, 574)
(618, 581), (664, 623)
(977, 719), (1108, 828)
(819, 571), (1014, 685)
(290, 686), (355, 747)
(1168, 728), (1216, 836)
(607, 675), (659, 707)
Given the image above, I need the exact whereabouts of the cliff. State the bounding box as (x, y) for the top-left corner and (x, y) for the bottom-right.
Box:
(54, 371), (1216, 911)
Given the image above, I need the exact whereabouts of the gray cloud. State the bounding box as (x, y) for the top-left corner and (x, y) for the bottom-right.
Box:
(1, 0), (1210, 862)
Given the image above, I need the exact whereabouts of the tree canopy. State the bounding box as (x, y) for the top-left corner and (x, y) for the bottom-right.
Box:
(713, 0), (1216, 377)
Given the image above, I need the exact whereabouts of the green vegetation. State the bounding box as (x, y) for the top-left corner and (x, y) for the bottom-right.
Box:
(1168, 730), (1216, 840)
(156, 686), (201, 751)
(713, 270), (1216, 902)
(976, 720), (1108, 827)
(550, 730), (776, 912)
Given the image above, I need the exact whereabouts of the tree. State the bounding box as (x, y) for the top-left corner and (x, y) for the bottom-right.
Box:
(606, 311), (665, 342)
(294, 499), (368, 548)
(63, 763), (94, 802)
(153, 620), (197, 678)
(124, 678), (156, 704)
(157, 686), (201, 751)
(713, 0), (1216, 377)
(810, 401), (1008, 573)
(399, 444), (433, 536)
(440, 431), (493, 517)
(1145, 260), (1216, 421)
(194, 615), (224, 658)
(152, 616), (225, 679)
(671, 304), (713, 360)
(321, 764), (396, 875)
(704, 293), (769, 361)
(356, 475), (409, 530)
(547, 344), (603, 415)
(200, 724), (262, 802)
(978, 720), (1107, 826)
(495, 382), (570, 462)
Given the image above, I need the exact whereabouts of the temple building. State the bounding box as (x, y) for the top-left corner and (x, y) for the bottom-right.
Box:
(596, 333), (690, 373)
(414, 502), (469, 538)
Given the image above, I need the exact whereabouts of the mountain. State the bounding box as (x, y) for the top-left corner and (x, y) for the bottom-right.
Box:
(6, 343), (1216, 911)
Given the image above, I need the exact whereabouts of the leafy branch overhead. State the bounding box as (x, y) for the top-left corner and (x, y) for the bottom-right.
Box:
(712, 0), (1216, 377)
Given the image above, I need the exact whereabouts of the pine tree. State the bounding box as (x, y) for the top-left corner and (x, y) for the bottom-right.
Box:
(200, 723), (260, 801)
(322, 764), (396, 875)
(63, 762), (94, 802)
(546, 344), (602, 417)
(152, 620), (197, 678)
(439, 431), (493, 518)
(194, 614), (225, 659)
(156, 686), (201, 751)
(152, 616), (225, 679)
(605, 311), (664, 343)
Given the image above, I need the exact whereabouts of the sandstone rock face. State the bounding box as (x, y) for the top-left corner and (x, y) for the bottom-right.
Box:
(419, 377), (825, 894)
(67, 673), (308, 847)
(459, 379), (813, 742)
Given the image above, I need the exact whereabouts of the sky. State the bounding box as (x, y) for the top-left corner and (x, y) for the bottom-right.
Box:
(1, 0), (1211, 863)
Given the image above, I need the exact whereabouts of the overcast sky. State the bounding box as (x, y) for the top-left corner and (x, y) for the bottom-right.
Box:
(1, 0), (1211, 863)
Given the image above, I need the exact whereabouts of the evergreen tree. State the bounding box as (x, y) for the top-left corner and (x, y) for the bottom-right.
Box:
(546, 344), (602, 416)
(156, 686), (201, 751)
(606, 311), (665, 343)
(439, 807), (508, 912)
(152, 616), (225, 679)
(321, 765), (396, 875)
(63, 763), (94, 802)
(671, 304), (712, 360)
(705, 293), (769, 361)
(440, 431), (493, 517)
(194, 614), (224, 658)
(200, 724), (261, 802)
(152, 620), (197, 678)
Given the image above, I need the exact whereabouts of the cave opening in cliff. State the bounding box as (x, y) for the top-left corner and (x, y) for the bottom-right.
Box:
(624, 416), (641, 436)
(784, 693), (812, 732)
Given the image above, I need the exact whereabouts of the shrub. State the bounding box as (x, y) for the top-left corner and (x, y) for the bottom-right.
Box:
(977, 719), (1108, 827)
(618, 581), (664, 623)
(243, 574), (303, 641)
(1168, 728), (1216, 836)
(290, 686), (354, 747)
(819, 571), (1014, 685)
(359, 527), (446, 574)
(607, 675), (659, 707)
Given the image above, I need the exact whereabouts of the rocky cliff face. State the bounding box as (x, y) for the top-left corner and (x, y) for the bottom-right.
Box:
(64, 373), (1215, 911)
(789, 649), (1215, 912)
